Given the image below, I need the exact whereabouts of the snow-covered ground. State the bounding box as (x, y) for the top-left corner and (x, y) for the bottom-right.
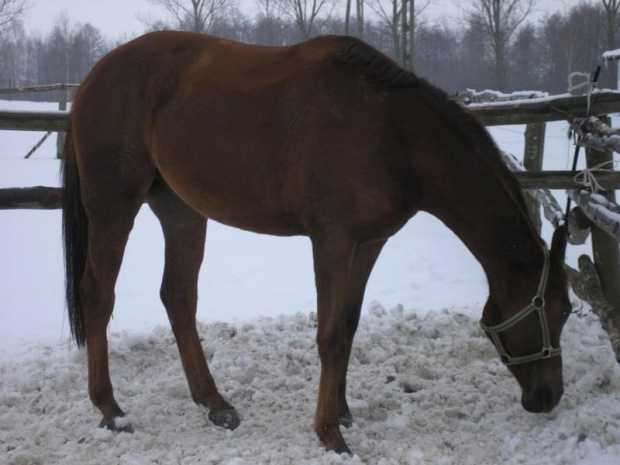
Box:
(0, 100), (619, 464)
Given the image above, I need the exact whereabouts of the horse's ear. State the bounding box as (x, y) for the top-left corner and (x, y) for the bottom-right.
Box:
(550, 224), (568, 265)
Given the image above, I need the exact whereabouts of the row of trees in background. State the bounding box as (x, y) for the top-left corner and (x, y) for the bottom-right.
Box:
(0, 0), (619, 97)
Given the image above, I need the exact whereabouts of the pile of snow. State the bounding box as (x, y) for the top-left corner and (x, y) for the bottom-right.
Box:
(603, 49), (620, 62)
(1, 307), (619, 464)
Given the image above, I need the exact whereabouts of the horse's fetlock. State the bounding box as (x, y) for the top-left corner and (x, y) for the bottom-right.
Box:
(89, 384), (114, 408)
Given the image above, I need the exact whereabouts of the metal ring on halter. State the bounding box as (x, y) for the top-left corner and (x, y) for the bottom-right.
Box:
(479, 248), (562, 366)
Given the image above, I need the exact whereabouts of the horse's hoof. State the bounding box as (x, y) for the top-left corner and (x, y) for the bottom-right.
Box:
(208, 408), (240, 430)
(339, 412), (354, 428)
(317, 425), (352, 455)
(326, 441), (352, 455)
(100, 416), (134, 433)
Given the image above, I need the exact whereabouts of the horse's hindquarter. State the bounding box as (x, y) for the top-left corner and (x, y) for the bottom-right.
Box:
(147, 34), (415, 239)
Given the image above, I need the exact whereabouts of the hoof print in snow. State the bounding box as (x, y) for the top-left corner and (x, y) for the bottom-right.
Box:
(209, 408), (241, 430)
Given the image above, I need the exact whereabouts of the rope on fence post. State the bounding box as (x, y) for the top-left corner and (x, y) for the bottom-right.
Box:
(565, 65), (602, 226)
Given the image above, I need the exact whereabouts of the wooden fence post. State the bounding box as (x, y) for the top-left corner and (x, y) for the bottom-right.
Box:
(586, 116), (620, 312)
(524, 122), (546, 232)
(56, 86), (68, 159)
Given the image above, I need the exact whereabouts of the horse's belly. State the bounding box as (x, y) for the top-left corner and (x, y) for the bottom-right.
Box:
(161, 169), (305, 237)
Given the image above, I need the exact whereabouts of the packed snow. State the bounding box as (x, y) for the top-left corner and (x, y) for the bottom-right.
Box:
(1, 100), (619, 464)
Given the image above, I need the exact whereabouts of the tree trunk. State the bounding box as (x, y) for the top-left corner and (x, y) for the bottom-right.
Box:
(409, 0), (415, 71)
(345, 0), (352, 35)
(401, 0), (408, 67)
(356, 0), (364, 39)
(392, 1), (400, 62)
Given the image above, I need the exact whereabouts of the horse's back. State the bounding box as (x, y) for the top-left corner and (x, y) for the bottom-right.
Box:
(71, 32), (415, 238)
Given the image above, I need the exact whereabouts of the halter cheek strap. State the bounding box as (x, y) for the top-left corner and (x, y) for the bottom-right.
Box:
(480, 248), (561, 366)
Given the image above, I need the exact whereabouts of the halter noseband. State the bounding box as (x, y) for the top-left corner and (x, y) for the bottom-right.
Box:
(480, 248), (561, 366)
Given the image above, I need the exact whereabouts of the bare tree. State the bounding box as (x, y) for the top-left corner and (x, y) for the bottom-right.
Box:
(344, 0), (364, 38)
(345, 0), (351, 35)
(273, 0), (337, 39)
(147, 0), (233, 33)
(0, 0), (25, 31)
(356, 0), (365, 38)
(256, 0), (281, 43)
(462, 0), (537, 91)
(369, 0), (430, 69)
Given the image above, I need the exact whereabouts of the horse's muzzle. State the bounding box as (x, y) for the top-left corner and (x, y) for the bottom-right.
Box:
(521, 385), (564, 413)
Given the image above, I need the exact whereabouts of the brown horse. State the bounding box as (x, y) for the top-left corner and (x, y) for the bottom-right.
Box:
(62, 31), (571, 454)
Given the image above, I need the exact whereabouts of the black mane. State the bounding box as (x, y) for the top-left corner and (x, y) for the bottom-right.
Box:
(337, 37), (419, 88)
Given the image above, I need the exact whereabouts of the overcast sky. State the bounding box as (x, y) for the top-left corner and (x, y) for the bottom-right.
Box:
(22, 0), (576, 40)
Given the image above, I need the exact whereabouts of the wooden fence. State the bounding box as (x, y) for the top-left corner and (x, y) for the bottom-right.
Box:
(0, 83), (78, 158)
(2, 88), (620, 358)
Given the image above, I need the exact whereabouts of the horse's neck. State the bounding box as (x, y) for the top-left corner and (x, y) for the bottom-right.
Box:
(417, 141), (545, 309)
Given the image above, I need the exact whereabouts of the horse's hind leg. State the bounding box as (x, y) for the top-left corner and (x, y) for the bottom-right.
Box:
(338, 239), (386, 428)
(81, 184), (149, 432)
(147, 181), (240, 430)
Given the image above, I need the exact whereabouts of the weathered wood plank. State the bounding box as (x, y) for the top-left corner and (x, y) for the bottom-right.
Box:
(0, 187), (62, 209)
(568, 255), (620, 363)
(501, 151), (563, 227)
(523, 123), (546, 231)
(568, 190), (620, 241)
(584, 129), (620, 316)
(0, 110), (68, 131)
(469, 91), (620, 126)
(5, 172), (620, 211)
(572, 116), (620, 153)
(0, 83), (79, 94)
(514, 171), (620, 189)
(3, 92), (620, 132)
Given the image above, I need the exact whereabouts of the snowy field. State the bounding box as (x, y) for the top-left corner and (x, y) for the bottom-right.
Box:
(0, 100), (619, 464)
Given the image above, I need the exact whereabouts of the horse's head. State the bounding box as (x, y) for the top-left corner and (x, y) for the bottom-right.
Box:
(481, 226), (571, 413)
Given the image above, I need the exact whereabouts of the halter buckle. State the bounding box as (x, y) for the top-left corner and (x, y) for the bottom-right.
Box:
(532, 295), (545, 309)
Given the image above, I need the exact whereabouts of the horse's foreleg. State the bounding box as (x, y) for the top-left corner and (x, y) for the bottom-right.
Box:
(338, 239), (386, 428)
(148, 184), (240, 430)
(82, 214), (140, 433)
(311, 230), (357, 454)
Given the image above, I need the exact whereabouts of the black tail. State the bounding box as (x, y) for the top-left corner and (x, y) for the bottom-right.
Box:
(62, 119), (88, 347)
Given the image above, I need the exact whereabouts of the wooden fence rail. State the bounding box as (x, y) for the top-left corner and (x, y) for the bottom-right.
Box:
(470, 91), (620, 126)
(0, 83), (78, 158)
(3, 91), (620, 132)
(0, 110), (68, 132)
(0, 83), (79, 95)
